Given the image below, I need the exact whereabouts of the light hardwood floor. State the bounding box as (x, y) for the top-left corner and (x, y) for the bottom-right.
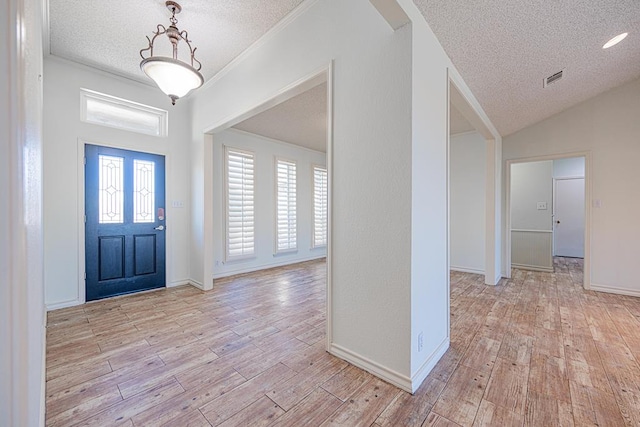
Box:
(46, 258), (640, 426)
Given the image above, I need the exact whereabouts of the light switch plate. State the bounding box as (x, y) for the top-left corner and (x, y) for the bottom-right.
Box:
(172, 200), (184, 208)
(537, 201), (547, 210)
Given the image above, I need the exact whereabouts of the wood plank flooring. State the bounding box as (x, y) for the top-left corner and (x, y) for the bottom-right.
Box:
(46, 257), (640, 426)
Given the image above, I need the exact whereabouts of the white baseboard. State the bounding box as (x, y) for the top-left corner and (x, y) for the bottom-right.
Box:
(188, 280), (205, 290)
(167, 279), (192, 288)
(411, 337), (449, 393)
(213, 255), (326, 279)
(47, 279), (200, 310)
(590, 283), (640, 298)
(450, 266), (485, 275)
(511, 263), (553, 273)
(46, 299), (81, 311)
(329, 343), (412, 393)
(40, 314), (47, 426)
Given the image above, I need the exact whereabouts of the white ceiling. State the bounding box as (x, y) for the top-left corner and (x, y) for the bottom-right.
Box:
(414, 0), (640, 136)
(233, 82), (327, 153)
(48, 1), (640, 138)
(48, 0), (305, 83)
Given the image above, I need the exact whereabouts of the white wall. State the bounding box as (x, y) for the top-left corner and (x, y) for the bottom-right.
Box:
(43, 57), (192, 309)
(511, 161), (553, 231)
(504, 77), (640, 296)
(553, 157), (585, 178)
(212, 129), (326, 278)
(450, 132), (486, 274)
(407, 1), (450, 384)
(189, 0), (500, 392)
(191, 0), (414, 387)
(1, 0), (45, 424)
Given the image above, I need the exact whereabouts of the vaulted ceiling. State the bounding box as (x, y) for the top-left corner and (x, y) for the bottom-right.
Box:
(47, 0), (640, 138)
(414, 0), (640, 135)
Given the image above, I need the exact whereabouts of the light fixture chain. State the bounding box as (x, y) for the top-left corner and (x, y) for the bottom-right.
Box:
(170, 7), (178, 25)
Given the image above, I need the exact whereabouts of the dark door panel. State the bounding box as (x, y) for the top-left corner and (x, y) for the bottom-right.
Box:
(85, 144), (166, 301)
(134, 234), (157, 276)
(98, 235), (125, 281)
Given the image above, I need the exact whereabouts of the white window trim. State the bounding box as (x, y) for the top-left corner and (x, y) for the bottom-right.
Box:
(224, 146), (256, 262)
(312, 164), (328, 249)
(274, 157), (298, 256)
(80, 88), (168, 137)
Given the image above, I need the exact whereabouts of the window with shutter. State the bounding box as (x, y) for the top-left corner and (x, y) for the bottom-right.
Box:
(313, 165), (327, 248)
(225, 148), (255, 260)
(275, 159), (297, 253)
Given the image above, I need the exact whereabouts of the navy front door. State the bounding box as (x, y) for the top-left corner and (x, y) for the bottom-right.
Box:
(85, 144), (166, 301)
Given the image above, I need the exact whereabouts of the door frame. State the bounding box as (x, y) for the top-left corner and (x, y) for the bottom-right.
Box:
(200, 62), (334, 349)
(448, 73), (503, 286)
(76, 138), (172, 304)
(505, 152), (591, 289)
(552, 176), (585, 257)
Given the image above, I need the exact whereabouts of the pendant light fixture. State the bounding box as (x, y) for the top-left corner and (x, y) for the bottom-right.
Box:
(140, 1), (204, 105)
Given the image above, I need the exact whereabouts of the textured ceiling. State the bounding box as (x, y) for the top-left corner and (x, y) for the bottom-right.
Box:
(48, 0), (305, 83)
(414, 0), (640, 136)
(48, 1), (639, 137)
(233, 83), (327, 153)
(450, 104), (475, 135)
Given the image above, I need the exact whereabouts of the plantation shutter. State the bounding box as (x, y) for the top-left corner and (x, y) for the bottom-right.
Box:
(313, 166), (327, 247)
(226, 148), (255, 259)
(275, 159), (297, 253)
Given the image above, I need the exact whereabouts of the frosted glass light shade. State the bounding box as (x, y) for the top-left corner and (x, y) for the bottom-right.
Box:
(141, 57), (204, 102)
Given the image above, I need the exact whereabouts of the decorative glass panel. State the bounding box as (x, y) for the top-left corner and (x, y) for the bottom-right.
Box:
(133, 159), (155, 223)
(98, 155), (124, 224)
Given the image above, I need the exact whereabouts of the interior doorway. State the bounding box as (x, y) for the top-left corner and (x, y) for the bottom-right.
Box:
(202, 65), (333, 347)
(449, 106), (487, 276)
(448, 76), (501, 286)
(506, 154), (590, 287)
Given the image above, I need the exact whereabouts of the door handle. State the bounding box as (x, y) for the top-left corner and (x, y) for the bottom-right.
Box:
(154, 225), (165, 231)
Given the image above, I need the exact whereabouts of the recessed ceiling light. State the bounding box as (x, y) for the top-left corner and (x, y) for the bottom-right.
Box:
(603, 32), (628, 49)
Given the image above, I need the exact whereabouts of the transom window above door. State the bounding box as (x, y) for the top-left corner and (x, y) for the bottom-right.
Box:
(81, 89), (168, 137)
